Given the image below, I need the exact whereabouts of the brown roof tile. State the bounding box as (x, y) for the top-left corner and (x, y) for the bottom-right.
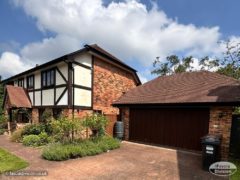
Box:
(5, 85), (32, 108)
(113, 71), (240, 105)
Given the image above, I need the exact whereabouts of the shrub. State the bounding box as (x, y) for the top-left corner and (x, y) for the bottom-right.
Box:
(42, 136), (120, 161)
(22, 135), (41, 146)
(22, 124), (46, 136)
(22, 132), (51, 147)
(96, 136), (120, 151)
(82, 114), (108, 137)
(42, 143), (70, 161)
(0, 128), (5, 135)
(0, 115), (7, 129)
(50, 117), (82, 142)
(10, 128), (24, 142)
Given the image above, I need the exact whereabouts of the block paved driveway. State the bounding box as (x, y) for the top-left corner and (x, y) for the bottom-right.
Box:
(0, 135), (223, 180)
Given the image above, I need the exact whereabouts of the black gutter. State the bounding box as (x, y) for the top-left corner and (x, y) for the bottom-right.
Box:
(112, 102), (240, 107)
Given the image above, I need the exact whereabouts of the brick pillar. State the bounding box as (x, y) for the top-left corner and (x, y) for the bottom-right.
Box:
(32, 108), (39, 124)
(209, 106), (232, 160)
(121, 107), (130, 140)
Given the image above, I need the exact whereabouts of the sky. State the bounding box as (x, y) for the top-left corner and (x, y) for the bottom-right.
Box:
(0, 0), (240, 83)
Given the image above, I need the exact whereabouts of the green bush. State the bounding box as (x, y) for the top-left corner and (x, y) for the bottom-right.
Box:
(10, 128), (24, 142)
(50, 117), (82, 142)
(82, 113), (108, 137)
(22, 135), (41, 146)
(22, 124), (46, 136)
(22, 132), (51, 147)
(0, 128), (5, 135)
(42, 136), (120, 161)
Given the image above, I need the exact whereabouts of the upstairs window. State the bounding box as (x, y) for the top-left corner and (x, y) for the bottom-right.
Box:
(27, 75), (34, 89)
(18, 78), (24, 87)
(42, 69), (55, 88)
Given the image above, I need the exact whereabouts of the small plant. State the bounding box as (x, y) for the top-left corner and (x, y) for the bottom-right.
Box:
(10, 128), (24, 142)
(22, 132), (51, 147)
(22, 124), (46, 136)
(40, 109), (53, 123)
(82, 113), (108, 137)
(22, 135), (41, 146)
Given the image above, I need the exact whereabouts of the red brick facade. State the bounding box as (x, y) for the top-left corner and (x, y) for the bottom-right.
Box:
(209, 106), (233, 160)
(121, 107), (130, 140)
(31, 108), (39, 124)
(121, 106), (233, 159)
(93, 57), (138, 115)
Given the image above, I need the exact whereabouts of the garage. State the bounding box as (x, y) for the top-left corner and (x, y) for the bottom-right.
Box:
(129, 108), (209, 151)
(114, 71), (240, 159)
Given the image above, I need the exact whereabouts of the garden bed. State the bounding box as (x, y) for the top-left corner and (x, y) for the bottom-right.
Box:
(42, 136), (120, 161)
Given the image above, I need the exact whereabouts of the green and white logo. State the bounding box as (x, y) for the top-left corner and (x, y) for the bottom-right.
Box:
(209, 161), (237, 176)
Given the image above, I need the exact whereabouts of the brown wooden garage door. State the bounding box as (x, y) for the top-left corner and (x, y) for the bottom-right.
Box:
(129, 108), (209, 151)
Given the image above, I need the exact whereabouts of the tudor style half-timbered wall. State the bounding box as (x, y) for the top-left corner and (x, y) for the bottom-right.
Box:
(12, 61), (69, 107)
(10, 52), (93, 109)
(72, 53), (93, 109)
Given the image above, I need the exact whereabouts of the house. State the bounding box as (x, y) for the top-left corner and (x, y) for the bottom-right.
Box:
(1, 44), (140, 130)
(113, 71), (240, 160)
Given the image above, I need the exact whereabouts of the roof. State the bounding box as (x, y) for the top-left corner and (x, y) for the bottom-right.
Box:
(2, 44), (141, 85)
(113, 71), (240, 105)
(4, 85), (32, 109)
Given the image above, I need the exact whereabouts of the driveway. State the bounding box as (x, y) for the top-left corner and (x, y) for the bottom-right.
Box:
(0, 135), (222, 180)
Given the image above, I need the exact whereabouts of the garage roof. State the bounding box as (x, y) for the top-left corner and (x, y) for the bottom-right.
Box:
(113, 71), (240, 105)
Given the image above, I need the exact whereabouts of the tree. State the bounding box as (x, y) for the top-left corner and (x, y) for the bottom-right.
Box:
(0, 76), (5, 123)
(151, 40), (240, 80)
(151, 55), (194, 76)
(217, 40), (240, 79)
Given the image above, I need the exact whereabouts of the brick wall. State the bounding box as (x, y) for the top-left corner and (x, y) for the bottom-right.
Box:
(32, 108), (39, 124)
(93, 57), (137, 115)
(209, 106), (233, 160)
(121, 107), (130, 140)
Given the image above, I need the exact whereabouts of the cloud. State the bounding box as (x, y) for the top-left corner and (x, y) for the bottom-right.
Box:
(20, 35), (82, 65)
(0, 52), (31, 78)
(0, 0), (233, 78)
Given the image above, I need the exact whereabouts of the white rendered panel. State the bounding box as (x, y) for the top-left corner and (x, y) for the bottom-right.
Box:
(56, 63), (68, 85)
(57, 90), (68, 105)
(74, 53), (92, 67)
(28, 92), (33, 105)
(42, 89), (54, 106)
(35, 91), (41, 106)
(34, 73), (41, 89)
(74, 88), (91, 107)
(74, 65), (92, 87)
(56, 87), (65, 101)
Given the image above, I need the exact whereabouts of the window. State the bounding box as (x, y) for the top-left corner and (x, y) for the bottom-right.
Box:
(18, 78), (24, 87)
(27, 75), (34, 89)
(42, 69), (55, 88)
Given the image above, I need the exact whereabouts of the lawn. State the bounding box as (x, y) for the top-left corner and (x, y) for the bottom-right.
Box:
(0, 148), (28, 173)
(230, 158), (240, 180)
